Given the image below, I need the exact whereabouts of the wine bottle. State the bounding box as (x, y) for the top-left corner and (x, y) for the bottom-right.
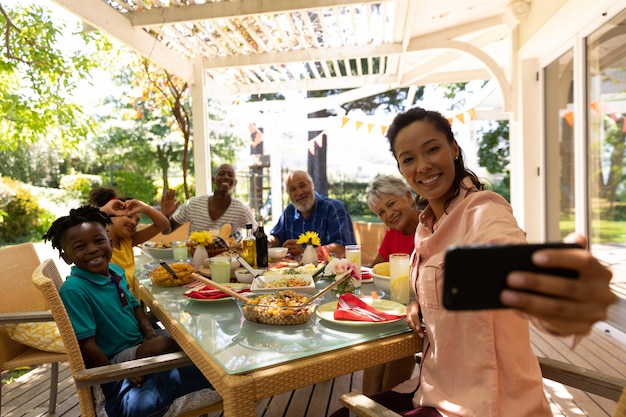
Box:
(242, 223), (257, 267)
(255, 216), (268, 268)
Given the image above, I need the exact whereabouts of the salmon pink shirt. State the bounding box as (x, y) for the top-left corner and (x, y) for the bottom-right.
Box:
(410, 178), (552, 417)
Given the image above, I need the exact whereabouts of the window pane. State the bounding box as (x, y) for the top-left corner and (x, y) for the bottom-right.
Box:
(544, 49), (575, 240)
(587, 9), (626, 246)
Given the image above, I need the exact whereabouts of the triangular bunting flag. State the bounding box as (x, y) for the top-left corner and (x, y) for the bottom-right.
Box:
(314, 132), (325, 146)
(307, 139), (316, 155)
(355, 121), (363, 131)
(456, 113), (465, 124)
(367, 123), (375, 133)
(467, 108), (476, 120)
(341, 116), (350, 128)
(380, 125), (388, 136)
(447, 117), (454, 125)
(563, 112), (574, 126)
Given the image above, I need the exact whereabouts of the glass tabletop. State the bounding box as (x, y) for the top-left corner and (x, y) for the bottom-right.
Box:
(138, 274), (411, 375)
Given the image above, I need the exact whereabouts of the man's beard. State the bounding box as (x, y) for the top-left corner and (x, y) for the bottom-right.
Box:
(293, 194), (315, 213)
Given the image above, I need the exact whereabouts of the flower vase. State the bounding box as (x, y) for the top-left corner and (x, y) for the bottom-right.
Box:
(331, 277), (357, 298)
(192, 245), (209, 268)
(301, 244), (318, 266)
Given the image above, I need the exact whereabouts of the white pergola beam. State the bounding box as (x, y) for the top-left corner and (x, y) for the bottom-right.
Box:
(129, 0), (395, 28)
(229, 74), (398, 95)
(202, 43), (402, 70)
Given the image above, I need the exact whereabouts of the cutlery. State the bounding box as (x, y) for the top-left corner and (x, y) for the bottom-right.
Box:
(159, 261), (179, 280)
(303, 271), (351, 306)
(337, 298), (385, 322)
(235, 255), (264, 279)
(190, 273), (251, 303)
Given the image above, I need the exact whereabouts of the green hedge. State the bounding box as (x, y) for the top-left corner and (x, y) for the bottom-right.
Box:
(0, 177), (50, 244)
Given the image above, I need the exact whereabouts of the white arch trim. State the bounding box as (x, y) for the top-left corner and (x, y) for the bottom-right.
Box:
(405, 38), (513, 113)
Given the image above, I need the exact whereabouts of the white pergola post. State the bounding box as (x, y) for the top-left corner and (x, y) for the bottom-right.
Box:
(191, 58), (211, 195)
(512, 58), (542, 242)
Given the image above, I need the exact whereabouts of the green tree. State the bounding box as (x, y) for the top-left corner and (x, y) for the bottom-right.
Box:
(0, 2), (109, 152)
(477, 120), (510, 200)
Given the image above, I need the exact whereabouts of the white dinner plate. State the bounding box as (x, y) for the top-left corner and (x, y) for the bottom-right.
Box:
(316, 299), (407, 326)
(183, 283), (250, 302)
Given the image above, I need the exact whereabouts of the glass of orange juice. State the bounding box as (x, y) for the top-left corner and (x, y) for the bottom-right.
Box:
(389, 253), (410, 304)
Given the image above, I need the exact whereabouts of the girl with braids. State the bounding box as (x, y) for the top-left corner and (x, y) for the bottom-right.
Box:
(44, 206), (220, 417)
(88, 187), (170, 293)
(331, 108), (615, 417)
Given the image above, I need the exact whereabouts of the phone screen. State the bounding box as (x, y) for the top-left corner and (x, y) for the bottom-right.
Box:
(443, 243), (581, 311)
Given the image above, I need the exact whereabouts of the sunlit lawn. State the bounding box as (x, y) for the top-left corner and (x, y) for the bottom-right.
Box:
(560, 219), (626, 243)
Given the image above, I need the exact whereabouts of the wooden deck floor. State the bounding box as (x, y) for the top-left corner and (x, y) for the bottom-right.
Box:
(6, 241), (625, 416)
(3, 320), (624, 417)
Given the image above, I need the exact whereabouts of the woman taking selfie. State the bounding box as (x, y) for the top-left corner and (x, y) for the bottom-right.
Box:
(331, 107), (616, 417)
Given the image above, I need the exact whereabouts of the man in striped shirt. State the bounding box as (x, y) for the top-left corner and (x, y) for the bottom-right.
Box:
(166, 164), (257, 240)
(269, 170), (356, 258)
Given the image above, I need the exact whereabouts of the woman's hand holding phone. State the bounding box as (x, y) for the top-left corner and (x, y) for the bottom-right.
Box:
(500, 234), (617, 337)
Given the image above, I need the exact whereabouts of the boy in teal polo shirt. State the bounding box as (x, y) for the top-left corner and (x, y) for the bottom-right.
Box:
(44, 206), (220, 417)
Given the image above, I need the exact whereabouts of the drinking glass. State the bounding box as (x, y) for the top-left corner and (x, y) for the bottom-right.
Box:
(209, 257), (231, 283)
(345, 244), (362, 294)
(389, 253), (410, 304)
(172, 241), (188, 261)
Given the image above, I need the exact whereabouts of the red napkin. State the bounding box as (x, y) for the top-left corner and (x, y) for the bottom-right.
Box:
(333, 293), (406, 322)
(361, 269), (372, 279)
(184, 285), (247, 300)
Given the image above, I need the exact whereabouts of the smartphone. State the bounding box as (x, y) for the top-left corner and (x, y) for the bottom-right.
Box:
(442, 243), (581, 311)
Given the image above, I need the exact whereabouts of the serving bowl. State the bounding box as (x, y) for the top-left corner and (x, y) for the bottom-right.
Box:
(148, 262), (196, 286)
(268, 247), (288, 261)
(250, 274), (316, 294)
(234, 268), (255, 284)
(371, 272), (390, 295)
(372, 271), (415, 300)
(234, 290), (322, 325)
(142, 242), (174, 259)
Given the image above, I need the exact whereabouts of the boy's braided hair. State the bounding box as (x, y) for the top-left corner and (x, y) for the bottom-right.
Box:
(43, 205), (112, 257)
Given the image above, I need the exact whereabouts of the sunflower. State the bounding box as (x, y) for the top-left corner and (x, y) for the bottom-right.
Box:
(297, 231), (321, 246)
(189, 230), (215, 246)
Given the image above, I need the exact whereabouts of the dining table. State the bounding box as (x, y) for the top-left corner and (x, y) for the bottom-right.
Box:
(137, 257), (421, 416)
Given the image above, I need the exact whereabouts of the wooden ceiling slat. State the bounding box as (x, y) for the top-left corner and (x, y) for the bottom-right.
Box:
(301, 9), (321, 48)
(287, 12), (308, 50)
(269, 15), (292, 50)
(343, 58), (353, 77)
(320, 61), (332, 78)
(256, 16), (284, 52)
(317, 9), (332, 48)
(356, 56), (363, 76)
(307, 61), (321, 79)
(223, 19), (257, 53)
(333, 8), (346, 47)
(211, 19), (244, 55)
(348, 6), (358, 46)
(196, 22), (233, 56)
(241, 17), (270, 53)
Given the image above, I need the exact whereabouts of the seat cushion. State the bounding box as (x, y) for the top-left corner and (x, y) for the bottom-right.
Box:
(5, 322), (65, 353)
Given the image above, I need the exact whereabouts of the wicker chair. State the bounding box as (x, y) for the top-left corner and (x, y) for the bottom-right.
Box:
(0, 243), (66, 415)
(32, 258), (222, 417)
(340, 356), (626, 417)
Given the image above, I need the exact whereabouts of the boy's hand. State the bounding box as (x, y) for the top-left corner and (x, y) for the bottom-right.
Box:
(129, 375), (145, 387)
